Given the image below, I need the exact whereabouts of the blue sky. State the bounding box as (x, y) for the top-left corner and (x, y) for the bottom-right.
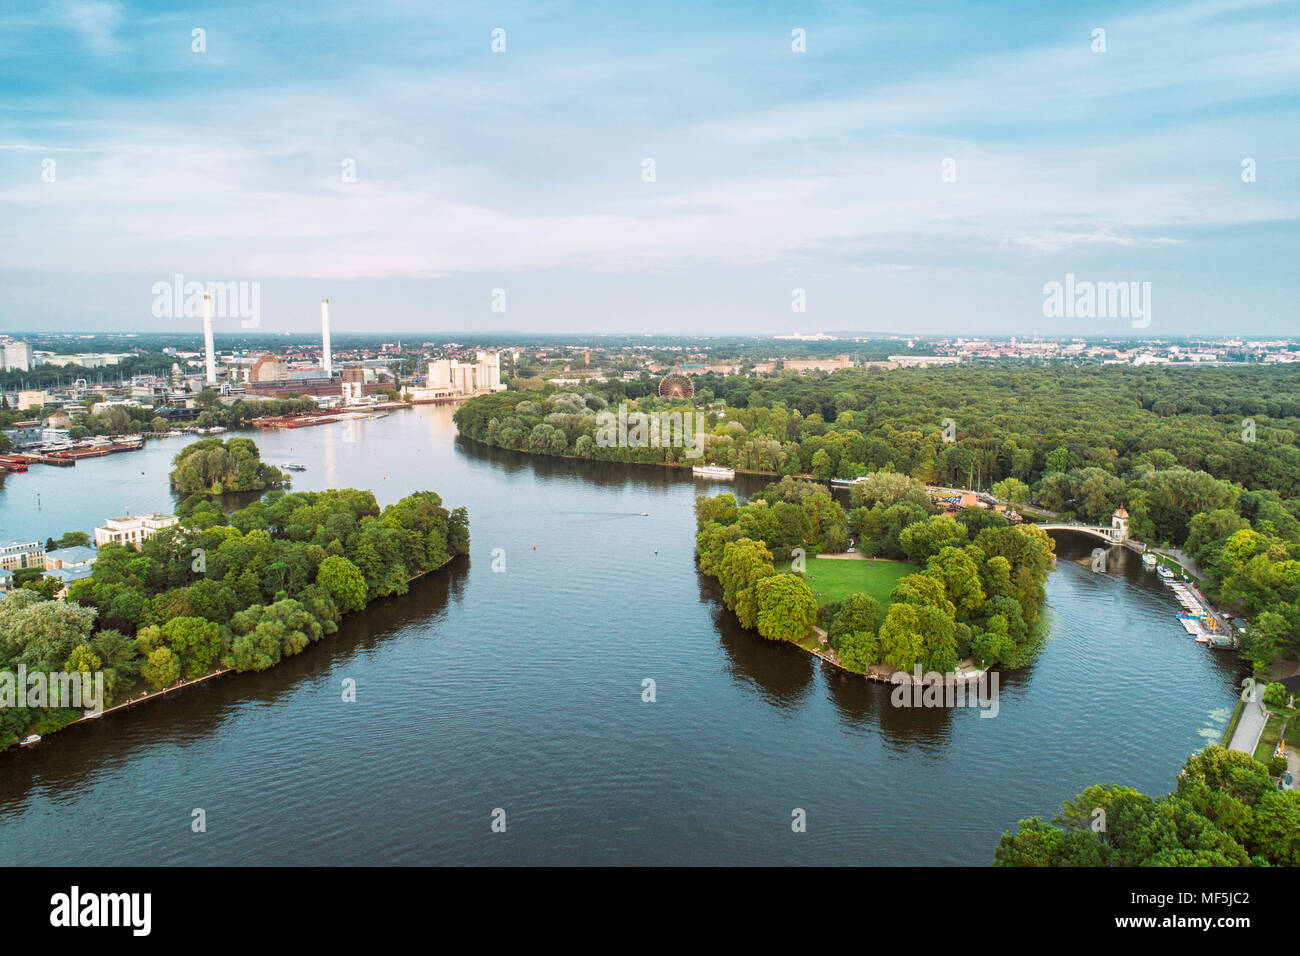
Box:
(0, 0), (1297, 335)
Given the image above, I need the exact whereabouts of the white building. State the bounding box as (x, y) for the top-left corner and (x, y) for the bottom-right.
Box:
(94, 513), (179, 548)
(45, 545), (98, 571)
(419, 352), (505, 399)
(0, 540), (44, 571)
(2, 341), (33, 372)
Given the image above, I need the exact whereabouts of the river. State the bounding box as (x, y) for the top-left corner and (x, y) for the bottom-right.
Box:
(0, 405), (1247, 864)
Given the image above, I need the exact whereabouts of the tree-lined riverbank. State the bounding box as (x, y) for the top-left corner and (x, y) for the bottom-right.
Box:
(1, 439), (469, 749)
(0, 406), (1249, 865)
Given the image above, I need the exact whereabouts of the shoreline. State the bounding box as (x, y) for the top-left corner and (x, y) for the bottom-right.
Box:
(457, 433), (781, 478)
(794, 627), (992, 685)
(2, 554), (462, 754)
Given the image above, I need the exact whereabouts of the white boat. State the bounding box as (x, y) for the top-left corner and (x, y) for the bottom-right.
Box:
(280, 462), (306, 472)
(18, 734), (41, 747)
(692, 465), (735, 480)
(1156, 565), (1175, 581)
(1141, 553), (1158, 569)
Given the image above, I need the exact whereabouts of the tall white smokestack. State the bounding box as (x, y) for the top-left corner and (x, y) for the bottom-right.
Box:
(321, 298), (332, 377)
(203, 293), (216, 385)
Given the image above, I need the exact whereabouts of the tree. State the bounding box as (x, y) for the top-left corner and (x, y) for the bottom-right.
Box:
(64, 643), (102, 674)
(829, 593), (881, 643)
(996, 747), (1296, 867)
(991, 477), (1029, 504)
(447, 507), (471, 556)
(0, 590), (98, 671)
(316, 555), (367, 613)
(925, 546), (986, 618)
(21, 577), (62, 601)
(1262, 682), (1287, 708)
(227, 599), (325, 666)
(161, 616), (221, 679)
(717, 538), (775, 629)
(754, 573), (818, 642)
(141, 646), (181, 690)
(849, 471), (928, 509)
(877, 602), (956, 672)
(833, 630), (879, 672)
(899, 514), (969, 563)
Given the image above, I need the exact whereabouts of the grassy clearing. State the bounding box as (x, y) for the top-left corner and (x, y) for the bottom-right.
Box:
(793, 631), (824, 653)
(1254, 713), (1286, 763)
(776, 556), (917, 608)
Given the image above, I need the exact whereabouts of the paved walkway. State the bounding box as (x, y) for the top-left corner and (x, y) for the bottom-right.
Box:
(1228, 695), (1268, 756)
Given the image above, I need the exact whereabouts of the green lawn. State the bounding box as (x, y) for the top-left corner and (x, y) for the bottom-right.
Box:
(1254, 713), (1286, 763)
(776, 556), (917, 608)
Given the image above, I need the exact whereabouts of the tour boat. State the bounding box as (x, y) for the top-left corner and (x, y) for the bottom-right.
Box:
(281, 462), (307, 471)
(1141, 553), (1158, 569)
(18, 735), (41, 747)
(692, 465), (735, 480)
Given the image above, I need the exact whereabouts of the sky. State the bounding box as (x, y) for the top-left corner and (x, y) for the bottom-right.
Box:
(0, 0), (1297, 336)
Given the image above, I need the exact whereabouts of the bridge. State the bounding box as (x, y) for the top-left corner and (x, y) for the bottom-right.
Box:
(1035, 523), (1127, 544)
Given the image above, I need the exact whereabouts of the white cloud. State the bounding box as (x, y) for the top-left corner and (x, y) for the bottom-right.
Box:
(57, 0), (123, 55)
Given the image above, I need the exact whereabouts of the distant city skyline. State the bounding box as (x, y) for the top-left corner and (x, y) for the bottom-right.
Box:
(1, 0), (1297, 335)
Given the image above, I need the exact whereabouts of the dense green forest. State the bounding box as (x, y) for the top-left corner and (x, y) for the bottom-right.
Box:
(457, 365), (1300, 670)
(995, 746), (1299, 866)
(694, 476), (1055, 673)
(0, 474), (469, 748)
(170, 436), (286, 494)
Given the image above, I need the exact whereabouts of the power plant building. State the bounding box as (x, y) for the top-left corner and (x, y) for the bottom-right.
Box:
(418, 352), (505, 400)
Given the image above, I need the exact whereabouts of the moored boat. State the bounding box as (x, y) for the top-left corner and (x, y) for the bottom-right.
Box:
(18, 734), (41, 747)
(692, 465), (735, 480)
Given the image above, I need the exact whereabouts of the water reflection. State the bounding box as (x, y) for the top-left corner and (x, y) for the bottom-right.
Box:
(0, 407), (1253, 865)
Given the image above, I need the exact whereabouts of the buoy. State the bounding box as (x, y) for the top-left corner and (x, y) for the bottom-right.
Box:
(532, 545), (536, 550)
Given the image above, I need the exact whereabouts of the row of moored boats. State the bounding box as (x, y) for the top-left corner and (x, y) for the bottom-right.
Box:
(1152, 562), (1236, 648)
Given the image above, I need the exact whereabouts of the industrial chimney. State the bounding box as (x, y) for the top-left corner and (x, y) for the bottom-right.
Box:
(321, 298), (332, 377)
(203, 293), (216, 385)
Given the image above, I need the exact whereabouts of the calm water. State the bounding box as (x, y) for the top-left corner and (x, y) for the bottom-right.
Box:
(0, 406), (1246, 865)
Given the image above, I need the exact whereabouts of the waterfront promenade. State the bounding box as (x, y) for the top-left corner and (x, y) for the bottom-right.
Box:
(1227, 695), (1268, 756)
